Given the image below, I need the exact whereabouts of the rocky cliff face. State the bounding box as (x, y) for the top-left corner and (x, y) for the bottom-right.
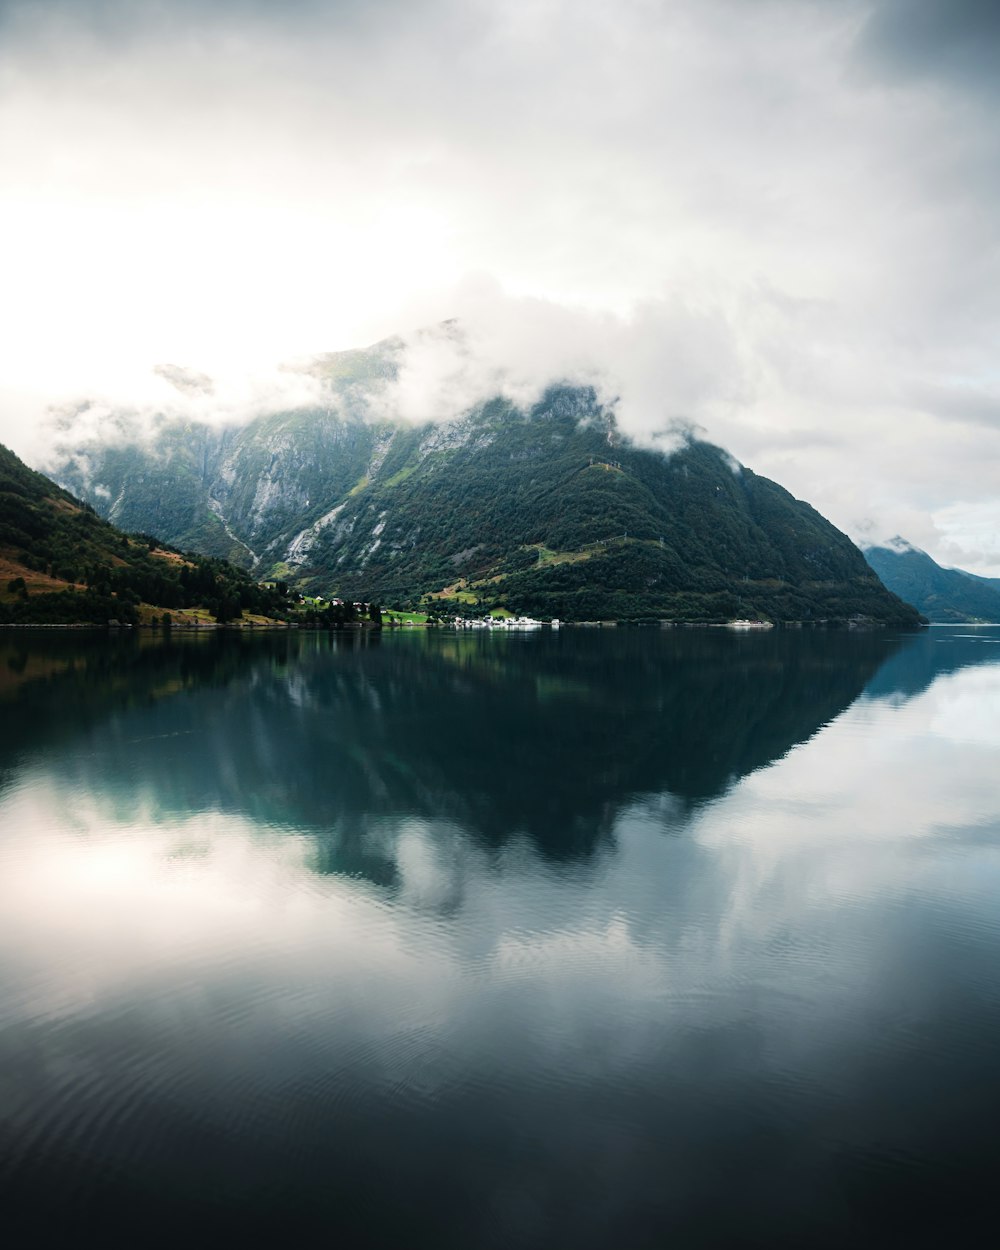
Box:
(52, 407), (384, 570)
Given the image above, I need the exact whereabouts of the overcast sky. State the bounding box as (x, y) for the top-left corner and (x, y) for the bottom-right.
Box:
(2, 0), (999, 570)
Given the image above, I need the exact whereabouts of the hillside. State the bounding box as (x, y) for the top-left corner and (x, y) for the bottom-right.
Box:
(0, 443), (289, 626)
(864, 540), (1000, 623)
(46, 369), (922, 625)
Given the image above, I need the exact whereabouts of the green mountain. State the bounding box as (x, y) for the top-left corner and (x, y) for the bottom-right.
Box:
(45, 369), (921, 625)
(864, 540), (1000, 623)
(0, 442), (288, 626)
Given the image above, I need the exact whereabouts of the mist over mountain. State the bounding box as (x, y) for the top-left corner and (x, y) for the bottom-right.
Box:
(43, 340), (921, 625)
(864, 538), (1000, 623)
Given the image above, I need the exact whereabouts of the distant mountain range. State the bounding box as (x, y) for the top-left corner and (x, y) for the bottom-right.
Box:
(42, 339), (921, 625)
(864, 539), (1000, 623)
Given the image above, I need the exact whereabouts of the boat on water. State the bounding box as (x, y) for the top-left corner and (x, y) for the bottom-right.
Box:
(727, 619), (774, 630)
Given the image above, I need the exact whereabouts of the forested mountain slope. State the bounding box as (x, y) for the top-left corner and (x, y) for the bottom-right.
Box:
(46, 371), (921, 624)
(0, 443), (287, 625)
(865, 540), (1000, 623)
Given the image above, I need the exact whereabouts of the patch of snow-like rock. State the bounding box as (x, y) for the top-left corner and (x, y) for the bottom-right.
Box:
(366, 429), (396, 479)
(284, 502), (348, 566)
(416, 414), (495, 460)
(207, 497), (258, 565)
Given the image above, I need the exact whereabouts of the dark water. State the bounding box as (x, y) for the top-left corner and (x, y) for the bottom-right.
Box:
(2, 625), (999, 1246)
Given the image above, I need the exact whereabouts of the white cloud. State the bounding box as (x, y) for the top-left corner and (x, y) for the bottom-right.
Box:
(361, 288), (742, 444)
(932, 501), (1000, 573)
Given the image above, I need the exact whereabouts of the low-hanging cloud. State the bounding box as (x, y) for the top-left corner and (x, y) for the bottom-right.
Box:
(361, 286), (745, 447)
(34, 362), (332, 477)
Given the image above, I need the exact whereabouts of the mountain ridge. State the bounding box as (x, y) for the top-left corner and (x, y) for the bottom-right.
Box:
(864, 539), (1000, 623)
(44, 365), (922, 625)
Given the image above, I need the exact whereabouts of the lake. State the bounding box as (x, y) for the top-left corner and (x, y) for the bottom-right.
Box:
(2, 625), (999, 1246)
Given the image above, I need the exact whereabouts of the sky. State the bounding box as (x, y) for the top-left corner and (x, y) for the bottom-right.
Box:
(1, 0), (999, 571)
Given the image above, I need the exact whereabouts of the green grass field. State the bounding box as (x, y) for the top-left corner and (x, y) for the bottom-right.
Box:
(382, 609), (431, 624)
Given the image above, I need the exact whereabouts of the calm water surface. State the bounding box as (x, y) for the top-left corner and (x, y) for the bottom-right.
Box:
(2, 626), (1000, 1246)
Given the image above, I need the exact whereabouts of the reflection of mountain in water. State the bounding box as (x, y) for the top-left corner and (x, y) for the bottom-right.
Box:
(1, 628), (943, 881)
(863, 626), (1000, 702)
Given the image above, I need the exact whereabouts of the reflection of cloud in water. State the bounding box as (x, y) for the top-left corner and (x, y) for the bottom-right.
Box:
(6, 652), (999, 1025)
(3, 642), (1000, 1244)
(928, 667), (1000, 749)
(695, 664), (1000, 986)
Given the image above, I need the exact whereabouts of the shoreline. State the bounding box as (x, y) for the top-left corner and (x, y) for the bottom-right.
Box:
(0, 618), (930, 632)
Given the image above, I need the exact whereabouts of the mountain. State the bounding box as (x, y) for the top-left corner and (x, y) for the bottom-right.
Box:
(44, 354), (921, 625)
(864, 539), (1000, 624)
(0, 442), (288, 625)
